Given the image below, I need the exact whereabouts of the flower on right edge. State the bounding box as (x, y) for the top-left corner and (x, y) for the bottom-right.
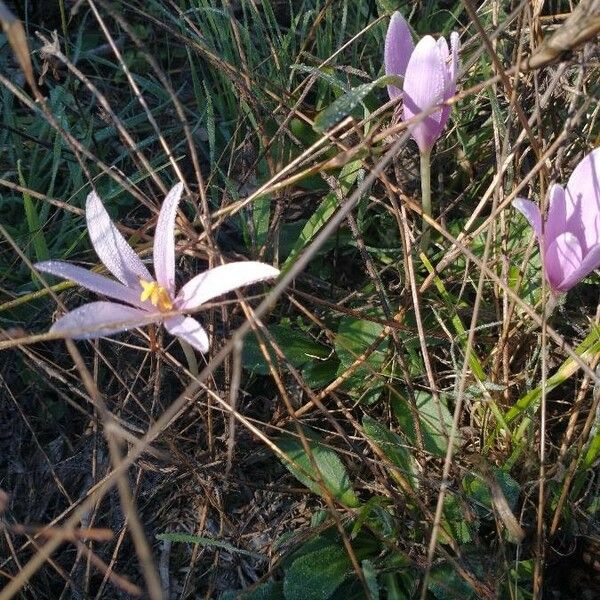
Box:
(514, 148), (600, 295)
(384, 11), (460, 154)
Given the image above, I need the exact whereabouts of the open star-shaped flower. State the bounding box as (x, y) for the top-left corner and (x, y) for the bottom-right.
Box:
(514, 148), (600, 295)
(35, 183), (280, 352)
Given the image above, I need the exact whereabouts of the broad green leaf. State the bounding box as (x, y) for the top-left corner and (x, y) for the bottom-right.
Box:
(351, 496), (394, 539)
(463, 468), (520, 518)
(439, 493), (474, 545)
(428, 564), (474, 600)
(276, 428), (360, 507)
(301, 356), (340, 389)
(361, 559), (380, 600)
(313, 74), (403, 132)
(283, 544), (352, 600)
(221, 581), (284, 600)
(334, 311), (387, 401)
(362, 416), (419, 490)
(243, 323), (330, 375)
(392, 391), (457, 457)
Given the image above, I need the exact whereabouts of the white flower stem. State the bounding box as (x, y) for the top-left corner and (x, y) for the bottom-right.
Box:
(420, 149), (432, 253)
(179, 338), (199, 376)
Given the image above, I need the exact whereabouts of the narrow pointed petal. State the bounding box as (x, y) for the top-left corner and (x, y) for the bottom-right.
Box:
(439, 33), (460, 126)
(86, 191), (151, 287)
(559, 244), (600, 292)
(545, 232), (582, 292)
(50, 302), (156, 340)
(449, 32), (460, 82)
(565, 148), (600, 251)
(175, 262), (280, 311)
(154, 182), (183, 296)
(165, 315), (209, 353)
(544, 184), (568, 247)
(513, 197), (542, 239)
(402, 35), (446, 153)
(35, 260), (148, 308)
(384, 11), (414, 100)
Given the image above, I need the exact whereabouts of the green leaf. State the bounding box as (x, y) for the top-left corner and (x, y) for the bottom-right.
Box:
(284, 543), (355, 600)
(362, 416), (419, 490)
(361, 559), (380, 600)
(276, 428), (360, 507)
(156, 532), (266, 561)
(313, 75), (403, 132)
(334, 311), (387, 401)
(301, 356), (340, 389)
(18, 160), (49, 262)
(242, 323), (330, 376)
(463, 468), (520, 519)
(428, 564), (474, 600)
(223, 581), (284, 600)
(351, 496), (394, 539)
(281, 160), (362, 273)
(392, 391), (457, 457)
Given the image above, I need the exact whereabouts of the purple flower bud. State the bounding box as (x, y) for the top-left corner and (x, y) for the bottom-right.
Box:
(384, 11), (460, 154)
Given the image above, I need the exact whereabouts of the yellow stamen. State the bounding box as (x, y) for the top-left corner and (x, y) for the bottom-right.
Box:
(139, 280), (173, 312)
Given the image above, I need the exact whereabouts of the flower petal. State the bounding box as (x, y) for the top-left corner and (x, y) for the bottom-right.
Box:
(545, 232), (583, 293)
(175, 262), (280, 311)
(86, 191), (151, 287)
(50, 302), (157, 340)
(449, 32), (460, 83)
(558, 244), (600, 292)
(35, 260), (148, 308)
(384, 11), (414, 100)
(513, 197), (542, 240)
(154, 182), (183, 296)
(165, 315), (209, 353)
(439, 33), (460, 126)
(402, 35), (446, 153)
(544, 184), (569, 246)
(565, 148), (600, 252)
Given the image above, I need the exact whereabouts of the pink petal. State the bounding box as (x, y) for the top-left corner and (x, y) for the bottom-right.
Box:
(402, 35), (446, 153)
(559, 244), (600, 292)
(449, 32), (460, 82)
(164, 315), (209, 353)
(545, 232), (583, 292)
(565, 148), (600, 252)
(513, 197), (542, 240)
(86, 191), (151, 287)
(50, 302), (157, 340)
(35, 260), (148, 308)
(175, 262), (280, 311)
(439, 33), (460, 125)
(384, 11), (414, 100)
(154, 182), (183, 296)
(544, 184), (568, 247)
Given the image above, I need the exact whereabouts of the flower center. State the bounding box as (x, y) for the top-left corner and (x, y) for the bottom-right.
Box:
(140, 280), (173, 312)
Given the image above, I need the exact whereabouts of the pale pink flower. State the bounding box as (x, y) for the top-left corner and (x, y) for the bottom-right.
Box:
(35, 183), (280, 352)
(384, 11), (460, 154)
(514, 148), (600, 294)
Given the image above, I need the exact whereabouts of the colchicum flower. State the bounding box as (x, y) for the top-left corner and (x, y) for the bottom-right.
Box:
(384, 11), (460, 154)
(35, 183), (280, 352)
(514, 148), (600, 295)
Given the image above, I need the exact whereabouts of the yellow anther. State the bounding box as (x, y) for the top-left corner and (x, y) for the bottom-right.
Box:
(139, 280), (173, 312)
